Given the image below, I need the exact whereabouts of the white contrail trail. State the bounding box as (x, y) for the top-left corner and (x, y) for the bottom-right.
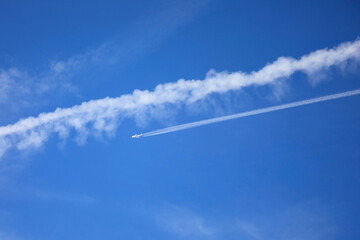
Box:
(138, 89), (360, 137)
(0, 39), (360, 158)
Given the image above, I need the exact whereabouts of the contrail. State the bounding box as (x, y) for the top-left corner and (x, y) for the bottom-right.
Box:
(1, 39), (360, 158)
(137, 89), (360, 138)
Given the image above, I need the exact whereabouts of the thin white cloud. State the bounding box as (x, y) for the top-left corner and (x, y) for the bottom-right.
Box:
(0, 210), (22, 240)
(29, 189), (96, 204)
(0, 39), (359, 158)
(0, 68), (35, 105)
(154, 205), (214, 237)
(0, 231), (22, 240)
(48, 0), (211, 76)
(0, 69), (16, 103)
(235, 201), (336, 240)
(0, 65), (77, 114)
(237, 221), (263, 240)
(0, 0), (209, 117)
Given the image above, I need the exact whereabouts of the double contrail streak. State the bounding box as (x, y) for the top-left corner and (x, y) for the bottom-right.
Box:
(136, 89), (360, 138)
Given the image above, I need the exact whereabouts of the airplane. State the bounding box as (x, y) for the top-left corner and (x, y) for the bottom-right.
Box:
(132, 133), (143, 138)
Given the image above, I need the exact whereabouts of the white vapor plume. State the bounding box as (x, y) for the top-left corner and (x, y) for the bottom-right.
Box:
(140, 89), (360, 137)
(0, 39), (360, 158)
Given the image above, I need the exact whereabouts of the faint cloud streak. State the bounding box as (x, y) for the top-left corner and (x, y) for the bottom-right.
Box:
(154, 205), (215, 237)
(0, 0), (210, 119)
(235, 201), (337, 240)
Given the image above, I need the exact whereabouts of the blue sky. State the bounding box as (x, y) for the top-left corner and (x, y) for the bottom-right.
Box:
(0, 0), (360, 239)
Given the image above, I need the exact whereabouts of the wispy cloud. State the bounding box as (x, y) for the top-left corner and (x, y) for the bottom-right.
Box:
(0, 211), (22, 240)
(0, 39), (359, 159)
(235, 201), (336, 240)
(153, 205), (215, 237)
(236, 221), (263, 240)
(0, 180), (95, 206)
(29, 189), (96, 204)
(48, 0), (211, 75)
(0, 0), (210, 119)
(0, 64), (77, 118)
(0, 231), (22, 240)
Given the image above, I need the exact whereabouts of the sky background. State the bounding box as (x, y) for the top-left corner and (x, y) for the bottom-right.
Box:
(0, 0), (360, 239)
